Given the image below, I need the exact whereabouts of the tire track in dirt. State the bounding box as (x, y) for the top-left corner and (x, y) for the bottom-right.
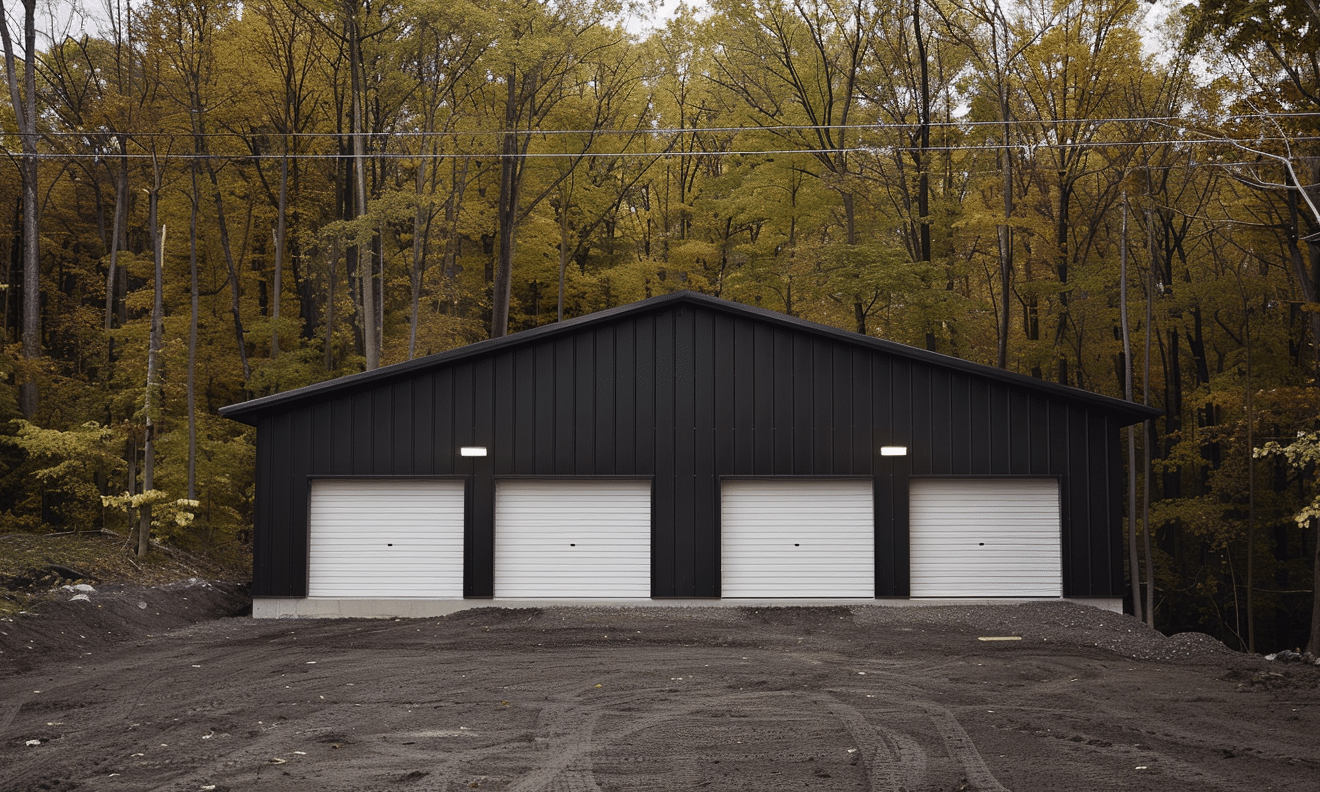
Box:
(820, 695), (924, 792)
(920, 704), (1009, 792)
(822, 679), (1009, 792)
(0, 699), (22, 731)
(507, 681), (877, 792)
(504, 702), (604, 792)
(505, 682), (718, 792)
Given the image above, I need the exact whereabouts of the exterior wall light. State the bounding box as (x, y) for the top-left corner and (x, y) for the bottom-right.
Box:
(460, 446), (487, 457)
(880, 446), (907, 457)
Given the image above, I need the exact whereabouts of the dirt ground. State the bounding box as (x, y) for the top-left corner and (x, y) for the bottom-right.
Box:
(1, 585), (1318, 792)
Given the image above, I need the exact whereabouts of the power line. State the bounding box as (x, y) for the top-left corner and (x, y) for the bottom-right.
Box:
(6, 138), (1317, 162)
(31, 112), (1320, 141)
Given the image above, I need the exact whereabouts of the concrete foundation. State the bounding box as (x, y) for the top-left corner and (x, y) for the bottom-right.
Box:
(253, 596), (1124, 619)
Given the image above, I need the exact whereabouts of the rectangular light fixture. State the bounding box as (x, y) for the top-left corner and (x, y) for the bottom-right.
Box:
(459, 446), (487, 457)
(880, 446), (907, 457)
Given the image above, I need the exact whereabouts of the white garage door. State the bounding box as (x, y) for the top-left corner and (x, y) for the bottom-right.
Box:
(909, 478), (1062, 597)
(494, 479), (652, 597)
(308, 478), (465, 598)
(721, 479), (875, 597)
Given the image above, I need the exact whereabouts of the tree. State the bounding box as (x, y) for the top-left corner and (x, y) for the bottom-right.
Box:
(1, 0), (40, 416)
(928, 0), (1047, 367)
(1189, 0), (1320, 356)
(708, 0), (872, 330)
(486, 0), (626, 338)
(1255, 431), (1320, 655)
(141, 0), (253, 382)
(1010, 0), (1146, 386)
(138, 171), (164, 559)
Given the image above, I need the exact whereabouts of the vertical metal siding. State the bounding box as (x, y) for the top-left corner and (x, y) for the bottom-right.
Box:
(413, 373), (434, 472)
(595, 329), (616, 470)
(614, 321), (637, 473)
(251, 302), (1129, 601)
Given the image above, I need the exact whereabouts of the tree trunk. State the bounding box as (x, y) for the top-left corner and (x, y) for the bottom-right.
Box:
(139, 173), (165, 560)
(913, 0), (931, 266)
(409, 157), (426, 359)
(188, 167), (199, 502)
(1120, 197), (1142, 623)
(348, 7), (378, 368)
(199, 156), (251, 382)
(272, 152), (288, 360)
(492, 71), (521, 339)
(125, 437), (137, 537)
(1055, 177), (1073, 384)
(1143, 205), (1155, 628)
(558, 179), (573, 323)
(997, 99), (1013, 369)
(104, 142), (128, 334)
(2, 0), (41, 417)
(1245, 306), (1254, 653)
(325, 241), (337, 371)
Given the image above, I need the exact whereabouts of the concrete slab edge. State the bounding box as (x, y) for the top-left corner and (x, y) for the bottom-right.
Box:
(253, 596), (1124, 619)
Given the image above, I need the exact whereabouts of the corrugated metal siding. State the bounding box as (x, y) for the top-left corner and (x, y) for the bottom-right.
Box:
(909, 478), (1062, 597)
(494, 479), (651, 597)
(721, 479), (875, 597)
(252, 302), (1127, 600)
(308, 478), (465, 598)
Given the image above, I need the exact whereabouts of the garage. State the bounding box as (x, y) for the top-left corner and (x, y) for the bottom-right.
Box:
(908, 478), (1062, 598)
(225, 291), (1157, 616)
(720, 479), (875, 597)
(494, 479), (652, 597)
(307, 478), (466, 598)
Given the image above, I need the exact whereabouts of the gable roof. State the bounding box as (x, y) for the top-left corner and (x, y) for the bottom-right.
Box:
(220, 291), (1160, 426)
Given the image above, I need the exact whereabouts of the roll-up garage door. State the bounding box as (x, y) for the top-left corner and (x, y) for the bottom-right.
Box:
(909, 478), (1062, 597)
(308, 478), (465, 598)
(721, 479), (875, 597)
(494, 479), (652, 597)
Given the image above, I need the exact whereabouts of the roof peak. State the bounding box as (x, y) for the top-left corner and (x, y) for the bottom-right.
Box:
(221, 291), (1159, 425)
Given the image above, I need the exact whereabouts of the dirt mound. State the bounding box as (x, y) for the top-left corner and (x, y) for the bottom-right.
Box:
(0, 579), (250, 676)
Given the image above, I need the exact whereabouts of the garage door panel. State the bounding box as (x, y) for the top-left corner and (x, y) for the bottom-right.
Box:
(910, 478), (1061, 598)
(495, 480), (652, 598)
(721, 479), (875, 598)
(308, 478), (465, 598)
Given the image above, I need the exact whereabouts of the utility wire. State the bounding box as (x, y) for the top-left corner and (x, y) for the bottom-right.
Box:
(6, 141), (1316, 162)
(31, 112), (1320, 139)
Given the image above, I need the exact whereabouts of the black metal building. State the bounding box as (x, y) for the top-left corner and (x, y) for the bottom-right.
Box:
(221, 291), (1158, 615)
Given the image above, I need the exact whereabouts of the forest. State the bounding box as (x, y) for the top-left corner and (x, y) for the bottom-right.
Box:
(1, 0), (1318, 654)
